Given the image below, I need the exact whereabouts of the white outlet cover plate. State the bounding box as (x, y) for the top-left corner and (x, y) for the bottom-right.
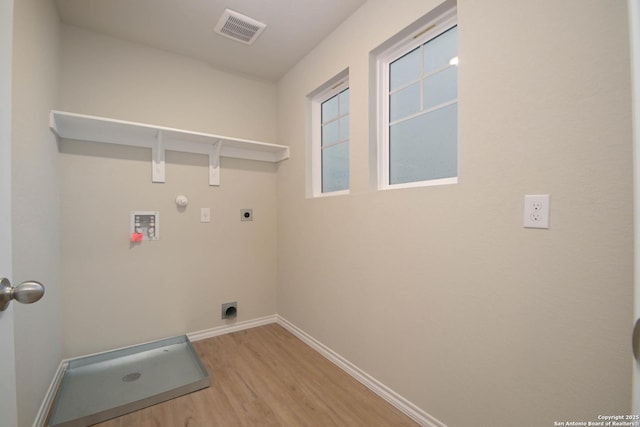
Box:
(523, 194), (550, 229)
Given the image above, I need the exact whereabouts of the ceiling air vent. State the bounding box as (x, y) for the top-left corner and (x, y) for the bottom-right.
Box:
(214, 9), (266, 45)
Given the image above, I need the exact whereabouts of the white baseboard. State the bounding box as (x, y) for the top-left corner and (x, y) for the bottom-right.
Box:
(33, 359), (67, 427)
(34, 314), (444, 427)
(187, 314), (278, 342)
(276, 315), (447, 427)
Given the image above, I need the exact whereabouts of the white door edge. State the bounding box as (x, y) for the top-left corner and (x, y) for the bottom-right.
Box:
(0, 0), (17, 425)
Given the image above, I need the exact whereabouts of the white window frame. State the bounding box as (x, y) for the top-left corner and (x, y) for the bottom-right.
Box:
(375, 8), (458, 190)
(307, 71), (350, 198)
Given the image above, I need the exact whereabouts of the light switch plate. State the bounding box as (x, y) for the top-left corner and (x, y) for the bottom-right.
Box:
(200, 208), (211, 223)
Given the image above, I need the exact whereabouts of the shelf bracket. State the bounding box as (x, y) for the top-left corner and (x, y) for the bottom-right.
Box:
(209, 140), (222, 186)
(152, 131), (166, 183)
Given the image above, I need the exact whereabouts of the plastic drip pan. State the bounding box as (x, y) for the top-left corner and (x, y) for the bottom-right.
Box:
(48, 335), (210, 427)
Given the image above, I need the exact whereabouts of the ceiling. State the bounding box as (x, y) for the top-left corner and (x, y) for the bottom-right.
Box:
(54, 0), (367, 82)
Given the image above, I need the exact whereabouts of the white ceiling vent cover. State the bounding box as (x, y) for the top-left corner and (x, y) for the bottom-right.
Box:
(214, 9), (266, 45)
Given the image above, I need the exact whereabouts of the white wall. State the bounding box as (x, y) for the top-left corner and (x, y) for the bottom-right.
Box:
(58, 26), (279, 357)
(276, 0), (633, 425)
(58, 26), (276, 141)
(11, 0), (62, 424)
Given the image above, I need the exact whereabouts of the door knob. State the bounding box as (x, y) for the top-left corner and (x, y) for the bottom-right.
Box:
(0, 277), (44, 311)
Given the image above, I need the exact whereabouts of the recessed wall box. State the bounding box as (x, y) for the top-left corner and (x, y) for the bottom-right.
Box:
(240, 209), (253, 221)
(221, 302), (237, 319)
(130, 211), (160, 241)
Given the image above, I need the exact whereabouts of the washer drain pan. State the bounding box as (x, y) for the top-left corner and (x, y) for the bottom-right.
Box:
(48, 335), (210, 427)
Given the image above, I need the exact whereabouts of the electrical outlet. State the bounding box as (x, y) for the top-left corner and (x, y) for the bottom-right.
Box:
(524, 195), (550, 229)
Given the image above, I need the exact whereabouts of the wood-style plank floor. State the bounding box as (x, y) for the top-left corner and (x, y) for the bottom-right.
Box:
(93, 323), (418, 426)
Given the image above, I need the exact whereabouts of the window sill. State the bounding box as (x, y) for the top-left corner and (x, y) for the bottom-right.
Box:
(380, 176), (457, 191)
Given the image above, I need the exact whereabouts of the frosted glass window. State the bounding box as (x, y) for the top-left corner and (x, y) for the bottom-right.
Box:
(322, 95), (339, 122)
(339, 89), (350, 114)
(339, 116), (349, 142)
(423, 66), (458, 111)
(322, 142), (349, 193)
(424, 26), (458, 74)
(309, 71), (349, 197)
(319, 87), (349, 193)
(322, 120), (338, 147)
(389, 104), (457, 185)
(390, 82), (421, 122)
(389, 47), (421, 91)
(382, 20), (458, 188)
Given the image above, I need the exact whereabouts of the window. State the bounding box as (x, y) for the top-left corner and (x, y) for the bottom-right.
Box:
(308, 72), (349, 197)
(376, 10), (458, 189)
